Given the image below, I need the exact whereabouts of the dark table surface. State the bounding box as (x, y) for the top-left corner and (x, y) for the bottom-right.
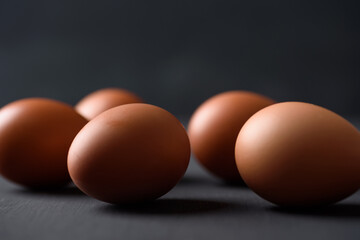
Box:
(1, 117), (360, 240)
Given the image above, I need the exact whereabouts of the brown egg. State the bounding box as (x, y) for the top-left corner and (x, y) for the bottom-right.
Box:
(0, 98), (87, 188)
(75, 88), (143, 120)
(188, 91), (275, 182)
(235, 102), (360, 207)
(68, 103), (190, 204)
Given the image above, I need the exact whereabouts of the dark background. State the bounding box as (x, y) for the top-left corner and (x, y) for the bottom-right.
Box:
(1, 2), (360, 239)
(0, 0), (359, 116)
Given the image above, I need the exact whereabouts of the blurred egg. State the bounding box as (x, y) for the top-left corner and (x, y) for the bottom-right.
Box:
(75, 88), (143, 120)
(235, 102), (360, 207)
(0, 98), (87, 188)
(68, 103), (190, 204)
(188, 91), (275, 182)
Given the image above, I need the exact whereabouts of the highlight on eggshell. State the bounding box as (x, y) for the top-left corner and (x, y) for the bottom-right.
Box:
(75, 88), (143, 120)
(188, 90), (275, 183)
(235, 101), (360, 207)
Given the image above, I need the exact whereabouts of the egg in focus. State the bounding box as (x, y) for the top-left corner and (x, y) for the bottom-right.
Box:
(68, 103), (190, 204)
(235, 102), (360, 207)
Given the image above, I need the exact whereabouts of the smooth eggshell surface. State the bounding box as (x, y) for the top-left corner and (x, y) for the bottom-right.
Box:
(68, 103), (190, 204)
(75, 88), (143, 120)
(235, 102), (360, 207)
(0, 98), (88, 188)
(188, 91), (275, 182)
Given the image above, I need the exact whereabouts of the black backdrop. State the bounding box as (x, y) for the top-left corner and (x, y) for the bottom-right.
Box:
(0, 0), (359, 116)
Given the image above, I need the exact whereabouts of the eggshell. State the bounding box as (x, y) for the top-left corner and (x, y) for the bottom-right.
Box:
(75, 88), (143, 120)
(188, 91), (275, 182)
(0, 98), (87, 188)
(235, 102), (360, 207)
(68, 103), (190, 204)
